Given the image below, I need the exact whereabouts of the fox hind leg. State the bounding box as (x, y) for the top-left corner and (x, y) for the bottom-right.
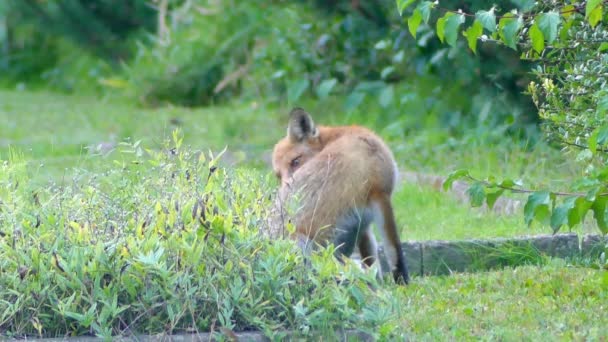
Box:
(357, 228), (378, 268)
(371, 193), (410, 285)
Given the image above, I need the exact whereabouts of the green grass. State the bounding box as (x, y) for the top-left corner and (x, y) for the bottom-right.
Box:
(0, 89), (591, 240)
(393, 183), (548, 241)
(0, 92), (605, 339)
(397, 259), (608, 340)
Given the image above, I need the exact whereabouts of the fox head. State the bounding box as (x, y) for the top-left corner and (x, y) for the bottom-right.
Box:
(272, 108), (323, 185)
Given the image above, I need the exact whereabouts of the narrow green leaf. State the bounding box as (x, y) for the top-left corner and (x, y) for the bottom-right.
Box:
(475, 9), (496, 32)
(287, 79), (309, 104)
(445, 13), (466, 46)
(378, 85), (394, 108)
(592, 195), (608, 234)
(344, 91), (365, 113)
(381, 66), (395, 79)
(436, 12), (452, 43)
(315, 78), (337, 99)
(408, 9), (423, 38)
(418, 1), (434, 24)
(598, 94), (608, 115)
(560, 16), (575, 41)
(529, 23), (545, 54)
(396, 0), (416, 15)
(465, 20), (483, 53)
(586, 0), (602, 18)
(589, 5), (603, 28)
(524, 191), (551, 226)
(467, 182), (486, 207)
(500, 16), (523, 50)
(537, 11), (561, 44)
(597, 125), (608, 145)
(443, 169), (470, 191)
(589, 127), (599, 154)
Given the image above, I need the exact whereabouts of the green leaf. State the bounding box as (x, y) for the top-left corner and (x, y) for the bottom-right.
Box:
(408, 9), (423, 38)
(589, 5), (603, 28)
(344, 91), (365, 113)
(486, 189), (504, 210)
(569, 197), (592, 227)
(561, 5), (576, 19)
(597, 125), (608, 145)
(592, 195), (608, 234)
(381, 66), (395, 79)
(537, 11), (560, 44)
(467, 182), (486, 207)
(436, 12), (452, 43)
(396, 0), (416, 15)
(465, 20), (483, 53)
(287, 79), (309, 104)
(500, 178), (520, 188)
(378, 85), (394, 108)
(586, 0), (602, 18)
(551, 197), (576, 233)
(589, 128), (599, 154)
(511, 0), (535, 12)
(500, 15), (523, 50)
(315, 78), (337, 99)
(444, 13), (466, 46)
(418, 1), (434, 24)
(599, 42), (608, 52)
(598, 94), (608, 115)
(443, 169), (470, 191)
(528, 23), (545, 54)
(524, 191), (551, 226)
(475, 9), (496, 32)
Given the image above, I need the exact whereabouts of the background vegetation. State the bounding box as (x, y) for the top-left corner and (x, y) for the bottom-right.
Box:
(0, 0), (606, 339)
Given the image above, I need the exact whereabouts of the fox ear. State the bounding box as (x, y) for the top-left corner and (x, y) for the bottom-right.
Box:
(288, 108), (318, 141)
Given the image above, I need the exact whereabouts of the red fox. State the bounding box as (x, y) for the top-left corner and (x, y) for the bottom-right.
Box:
(270, 108), (410, 284)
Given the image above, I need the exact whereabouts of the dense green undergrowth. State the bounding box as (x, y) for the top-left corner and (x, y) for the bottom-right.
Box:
(0, 137), (406, 339)
(1, 135), (606, 340)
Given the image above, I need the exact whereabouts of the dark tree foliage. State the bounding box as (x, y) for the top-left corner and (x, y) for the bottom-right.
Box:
(9, 0), (157, 60)
(303, 0), (539, 134)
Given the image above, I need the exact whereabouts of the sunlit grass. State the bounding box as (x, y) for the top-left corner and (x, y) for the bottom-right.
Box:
(395, 259), (607, 340)
(0, 90), (605, 339)
(0, 89), (589, 238)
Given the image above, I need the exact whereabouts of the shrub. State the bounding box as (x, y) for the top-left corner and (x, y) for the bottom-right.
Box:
(0, 133), (403, 340)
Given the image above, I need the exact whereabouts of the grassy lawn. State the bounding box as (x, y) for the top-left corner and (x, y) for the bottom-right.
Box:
(396, 259), (607, 340)
(0, 89), (587, 240)
(0, 90), (605, 340)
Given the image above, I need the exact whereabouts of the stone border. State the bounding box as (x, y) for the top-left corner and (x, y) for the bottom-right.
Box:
(376, 233), (606, 277)
(7, 330), (373, 342)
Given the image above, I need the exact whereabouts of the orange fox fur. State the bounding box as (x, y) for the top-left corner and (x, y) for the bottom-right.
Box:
(270, 108), (409, 284)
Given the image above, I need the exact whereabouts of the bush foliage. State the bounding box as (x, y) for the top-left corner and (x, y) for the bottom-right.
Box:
(399, 0), (608, 235)
(0, 134), (404, 339)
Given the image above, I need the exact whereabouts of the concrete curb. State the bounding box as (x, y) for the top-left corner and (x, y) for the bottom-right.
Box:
(6, 330), (374, 342)
(377, 233), (606, 277)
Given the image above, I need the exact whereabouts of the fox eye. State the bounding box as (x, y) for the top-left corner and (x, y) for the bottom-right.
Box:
(290, 156), (302, 169)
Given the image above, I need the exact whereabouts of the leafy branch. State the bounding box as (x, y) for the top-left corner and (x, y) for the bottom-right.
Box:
(443, 169), (608, 234)
(397, 0), (608, 235)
